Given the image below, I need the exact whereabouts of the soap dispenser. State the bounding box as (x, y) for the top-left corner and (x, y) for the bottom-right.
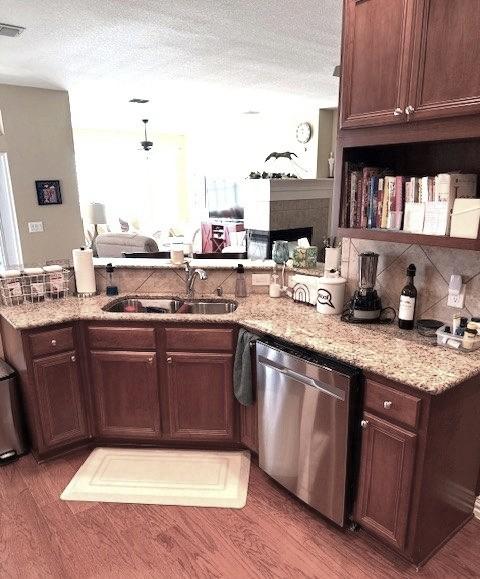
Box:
(234, 264), (247, 298)
(106, 263), (119, 296)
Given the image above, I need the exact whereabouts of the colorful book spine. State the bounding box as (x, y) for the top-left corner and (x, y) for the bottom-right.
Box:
(341, 162), (350, 227)
(349, 170), (360, 227)
(376, 178), (384, 228)
(382, 176), (395, 228)
(367, 175), (382, 228)
(395, 176), (404, 211)
(360, 167), (378, 228)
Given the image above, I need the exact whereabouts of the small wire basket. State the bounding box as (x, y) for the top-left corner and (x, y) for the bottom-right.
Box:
(0, 268), (70, 307)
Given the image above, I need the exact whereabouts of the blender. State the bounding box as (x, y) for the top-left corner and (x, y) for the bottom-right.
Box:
(344, 252), (389, 323)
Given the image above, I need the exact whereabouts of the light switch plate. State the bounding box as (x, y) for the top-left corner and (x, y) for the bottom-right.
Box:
(252, 273), (270, 286)
(28, 221), (44, 233)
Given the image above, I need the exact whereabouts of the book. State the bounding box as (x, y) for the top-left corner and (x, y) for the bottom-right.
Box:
(435, 173), (477, 201)
(367, 175), (380, 228)
(349, 170), (361, 227)
(403, 202), (426, 233)
(383, 176), (396, 229)
(423, 201), (450, 236)
(376, 178), (384, 228)
(450, 198), (480, 239)
(341, 162), (351, 227)
(360, 167), (378, 228)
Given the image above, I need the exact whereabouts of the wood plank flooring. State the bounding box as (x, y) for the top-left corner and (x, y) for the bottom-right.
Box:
(1, 450), (479, 578)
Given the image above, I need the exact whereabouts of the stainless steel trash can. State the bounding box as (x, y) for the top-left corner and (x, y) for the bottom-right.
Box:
(0, 360), (27, 465)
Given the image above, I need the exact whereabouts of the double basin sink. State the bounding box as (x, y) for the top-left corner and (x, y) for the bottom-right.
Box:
(103, 297), (238, 315)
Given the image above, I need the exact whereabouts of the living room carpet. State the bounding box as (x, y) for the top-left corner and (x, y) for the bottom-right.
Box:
(61, 448), (251, 508)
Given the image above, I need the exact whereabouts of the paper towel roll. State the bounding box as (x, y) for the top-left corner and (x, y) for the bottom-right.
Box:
(73, 248), (96, 296)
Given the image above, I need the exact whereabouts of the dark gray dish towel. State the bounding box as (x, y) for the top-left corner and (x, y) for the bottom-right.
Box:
(234, 329), (259, 406)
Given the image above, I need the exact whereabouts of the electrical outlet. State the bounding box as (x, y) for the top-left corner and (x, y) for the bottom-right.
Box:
(252, 273), (270, 286)
(28, 221), (44, 233)
(447, 285), (466, 308)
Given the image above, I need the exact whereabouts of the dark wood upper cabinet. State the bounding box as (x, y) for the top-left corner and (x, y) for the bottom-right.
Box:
(165, 352), (235, 442)
(340, 0), (480, 129)
(32, 350), (89, 452)
(90, 350), (161, 440)
(407, 0), (480, 121)
(340, 0), (415, 128)
(354, 412), (417, 550)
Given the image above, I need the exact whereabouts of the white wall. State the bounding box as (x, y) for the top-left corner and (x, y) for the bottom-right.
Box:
(0, 84), (84, 265)
(186, 110), (322, 179)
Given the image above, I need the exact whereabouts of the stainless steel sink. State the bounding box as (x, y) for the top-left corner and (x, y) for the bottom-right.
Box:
(103, 297), (237, 315)
(103, 297), (183, 314)
(177, 300), (238, 314)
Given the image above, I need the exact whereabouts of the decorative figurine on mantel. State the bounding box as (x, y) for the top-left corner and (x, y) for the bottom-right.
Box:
(328, 152), (335, 178)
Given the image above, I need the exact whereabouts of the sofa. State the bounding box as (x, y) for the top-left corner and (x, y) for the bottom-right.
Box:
(95, 233), (159, 258)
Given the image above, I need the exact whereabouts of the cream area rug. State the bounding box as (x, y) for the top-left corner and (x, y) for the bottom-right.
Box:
(61, 448), (251, 508)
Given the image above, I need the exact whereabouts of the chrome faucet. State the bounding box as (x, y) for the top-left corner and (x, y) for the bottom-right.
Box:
(185, 263), (207, 299)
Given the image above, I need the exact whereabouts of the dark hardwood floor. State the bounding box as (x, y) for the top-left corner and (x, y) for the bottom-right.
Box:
(1, 450), (479, 579)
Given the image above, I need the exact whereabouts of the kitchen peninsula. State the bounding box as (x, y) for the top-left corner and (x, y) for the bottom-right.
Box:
(1, 285), (480, 567)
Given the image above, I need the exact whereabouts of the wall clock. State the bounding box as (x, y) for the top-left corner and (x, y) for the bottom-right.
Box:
(296, 122), (313, 145)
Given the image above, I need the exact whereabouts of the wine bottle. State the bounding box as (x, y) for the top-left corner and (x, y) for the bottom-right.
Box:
(398, 264), (417, 330)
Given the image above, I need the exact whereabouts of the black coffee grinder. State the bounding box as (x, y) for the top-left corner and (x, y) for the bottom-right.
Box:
(343, 252), (394, 323)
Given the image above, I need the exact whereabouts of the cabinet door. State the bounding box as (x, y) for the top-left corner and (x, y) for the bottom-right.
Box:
(91, 351), (161, 440)
(240, 404), (258, 453)
(408, 0), (480, 122)
(354, 413), (417, 550)
(165, 352), (235, 441)
(341, 0), (415, 128)
(33, 350), (89, 452)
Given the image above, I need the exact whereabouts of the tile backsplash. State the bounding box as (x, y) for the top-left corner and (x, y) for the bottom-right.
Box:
(341, 238), (480, 323)
(94, 267), (272, 297)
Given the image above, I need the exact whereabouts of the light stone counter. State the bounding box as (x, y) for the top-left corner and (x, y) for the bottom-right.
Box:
(1, 293), (479, 395)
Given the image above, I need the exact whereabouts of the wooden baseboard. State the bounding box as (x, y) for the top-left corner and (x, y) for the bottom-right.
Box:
(475, 496), (480, 521)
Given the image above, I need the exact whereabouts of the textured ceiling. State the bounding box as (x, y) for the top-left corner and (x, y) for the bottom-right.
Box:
(0, 1), (341, 128)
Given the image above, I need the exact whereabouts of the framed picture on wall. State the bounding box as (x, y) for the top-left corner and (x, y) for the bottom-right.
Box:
(36, 180), (62, 205)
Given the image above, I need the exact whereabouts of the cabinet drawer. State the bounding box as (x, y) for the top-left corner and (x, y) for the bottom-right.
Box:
(165, 327), (234, 352)
(364, 379), (421, 430)
(88, 326), (156, 351)
(29, 327), (74, 358)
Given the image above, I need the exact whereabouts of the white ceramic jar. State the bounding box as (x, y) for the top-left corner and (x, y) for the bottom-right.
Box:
(316, 271), (347, 315)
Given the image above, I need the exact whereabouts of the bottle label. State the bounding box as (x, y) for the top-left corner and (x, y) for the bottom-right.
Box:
(399, 296), (415, 321)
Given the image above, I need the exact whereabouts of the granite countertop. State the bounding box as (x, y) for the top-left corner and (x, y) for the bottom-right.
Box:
(1, 293), (479, 395)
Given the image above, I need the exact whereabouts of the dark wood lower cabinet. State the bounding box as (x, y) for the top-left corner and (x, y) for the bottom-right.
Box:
(32, 350), (89, 453)
(3, 318), (479, 568)
(165, 351), (235, 442)
(90, 350), (161, 440)
(240, 404), (258, 453)
(354, 412), (417, 550)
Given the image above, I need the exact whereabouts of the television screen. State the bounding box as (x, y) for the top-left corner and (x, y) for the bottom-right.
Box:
(205, 178), (244, 220)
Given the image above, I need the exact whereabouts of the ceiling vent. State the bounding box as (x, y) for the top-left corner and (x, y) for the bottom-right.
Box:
(0, 23), (25, 37)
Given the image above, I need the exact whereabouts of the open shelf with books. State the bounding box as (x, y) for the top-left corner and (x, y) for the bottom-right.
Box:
(337, 139), (480, 250)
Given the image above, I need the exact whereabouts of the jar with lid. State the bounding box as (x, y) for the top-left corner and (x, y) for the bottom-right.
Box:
(43, 265), (66, 299)
(0, 270), (24, 305)
(22, 268), (46, 302)
(463, 328), (477, 350)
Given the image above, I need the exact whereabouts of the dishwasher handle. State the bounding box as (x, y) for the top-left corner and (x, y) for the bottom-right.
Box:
(258, 356), (346, 401)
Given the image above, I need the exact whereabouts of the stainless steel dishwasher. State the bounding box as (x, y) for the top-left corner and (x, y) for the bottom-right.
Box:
(256, 339), (360, 527)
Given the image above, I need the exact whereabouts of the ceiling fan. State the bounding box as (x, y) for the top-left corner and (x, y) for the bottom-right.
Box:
(140, 119), (153, 151)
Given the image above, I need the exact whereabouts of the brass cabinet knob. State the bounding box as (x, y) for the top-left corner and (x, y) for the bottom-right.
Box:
(405, 105), (415, 115)
(148, 357), (154, 364)
(360, 419), (369, 429)
(71, 355), (76, 362)
(166, 356), (172, 364)
(393, 107), (403, 116)
(383, 400), (393, 409)
(51, 339), (57, 346)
